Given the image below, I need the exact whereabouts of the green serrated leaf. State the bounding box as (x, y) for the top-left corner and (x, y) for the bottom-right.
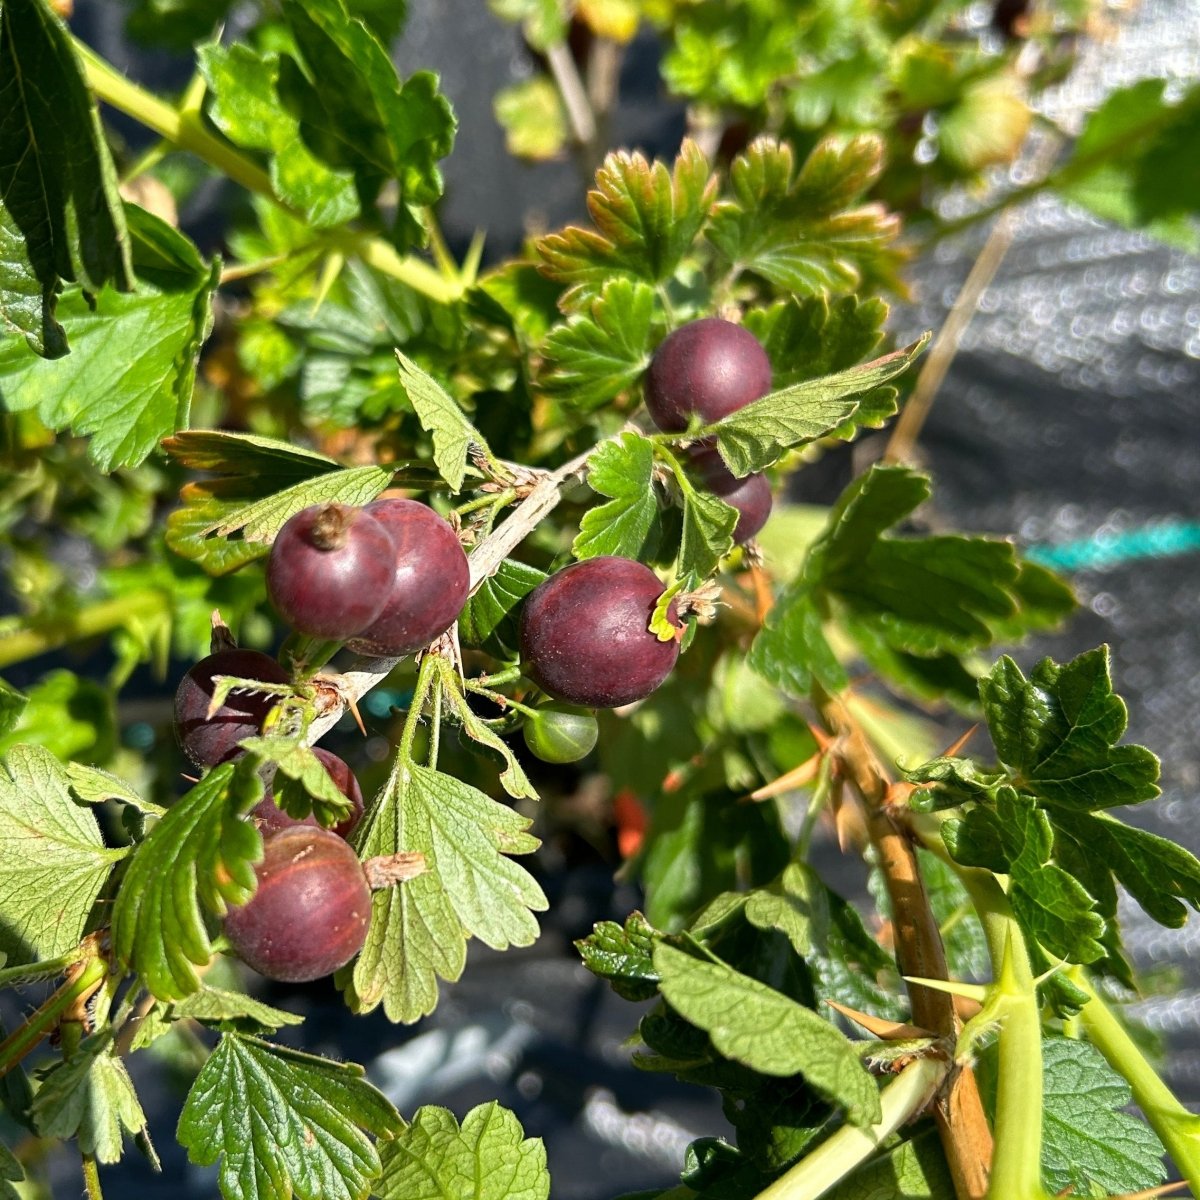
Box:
(705, 338), (928, 477)
(376, 1101), (549, 1200)
(573, 431), (658, 560)
(0, 744), (125, 965)
(747, 581), (847, 698)
(459, 559), (547, 658)
(707, 136), (899, 295)
(396, 352), (488, 492)
(1040, 1036), (1167, 1196)
(65, 762), (163, 815)
(653, 940), (881, 1127)
(0, 1138), (22, 1199)
(0, 0), (133, 357)
(163, 429), (343, 476)
(676, 471), (737, 582)
(536, 140), (717, 309)
(944, 789), (1106, 965)
(31, 1031), (148, 1164)
(238, 735), (354, 827)
(178, 1033), (401, 1200)
(540, 277), (656, 409)
(132, 985), (304, 1052)
(346, 763), (545, 1023)
(744, 296), (886, 390)
(200, 43), (359, 227)
(980, 647), (1160, 812)
(1054, 810), (1200, 929)
(112, 762), (263, 1000)
(167, 465), (394, 575)
(576, 912), (660, 1001)
(278, 0), (455, 251)
(0, 205), (216, 469)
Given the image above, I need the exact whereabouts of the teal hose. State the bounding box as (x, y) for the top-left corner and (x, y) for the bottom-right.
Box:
(1025, 520), (1200, 572)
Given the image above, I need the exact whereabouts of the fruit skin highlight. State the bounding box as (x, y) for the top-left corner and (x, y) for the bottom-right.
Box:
(686, 446), (773, 543)
(251, 747), (365, 839)
(266, 502), (395, 639)
(519, 556), (682, 709)
(644, 317), (772, 433)
(345, 498), (470, 657)
(174, 648), (291, 768)
(223, 825), (371, 983)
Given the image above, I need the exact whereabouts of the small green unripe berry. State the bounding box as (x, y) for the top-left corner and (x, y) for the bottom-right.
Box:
(522, 706), (600, 764)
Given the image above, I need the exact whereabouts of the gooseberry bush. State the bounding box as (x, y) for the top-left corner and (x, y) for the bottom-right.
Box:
(2, 1), (1200, 1199)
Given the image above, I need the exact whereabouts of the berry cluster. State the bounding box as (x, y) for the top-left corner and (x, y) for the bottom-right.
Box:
(168, 319), (773, 977)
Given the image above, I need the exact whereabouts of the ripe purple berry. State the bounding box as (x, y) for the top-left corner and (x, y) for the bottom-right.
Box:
(251, 747), (365, 840)
(223, 825), (371, 983)
(344, 498), (470, 658)
(644, 318), (772, 433)
(519, 556), (682, 708)
(174, 649), (291, 768)
(686, 447), (773, 543)
(266, 503), (395, 639)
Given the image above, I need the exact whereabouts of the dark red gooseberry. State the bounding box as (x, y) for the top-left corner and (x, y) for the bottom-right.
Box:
(174, 649), (291, 768)
(223, 825), (370, 983)
(686, 447), (773, 544)
(644, 318), (772, 433)
(251, 747), (365, 839)
(266, 503), (396, 639)
(344, 498), (470, 658)
(519, 556), (682, 709)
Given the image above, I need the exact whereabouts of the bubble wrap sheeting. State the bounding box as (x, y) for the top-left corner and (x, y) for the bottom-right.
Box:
(892, 0), (1200, 1093)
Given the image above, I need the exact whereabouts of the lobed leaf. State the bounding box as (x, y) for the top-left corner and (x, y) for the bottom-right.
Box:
(0, 744), (125, 965)
(111, 762), (264, 1000)
(132, 986), (304, 1051)
(573, 431), (658, 561)
(396, 352), (489, 492)
(345, 762), (546, 1023)
(536, 139), (716, 309)
(178, 1034), (401, 1200)
(238, 735), (354, 827)
(0, 206), (217, 470)
(1039, 1035), (1167, 1195)
(979, 647), (1160, 811)
(576, 912), (660, 1001)
(376, 1102), (549, 1200)
(31, 1031), (149, 1164)
(540, 277), (656, 410)
(0, 0), (133, 357)
(200, 42), (359, 228)
(653, 940), (881, 1128)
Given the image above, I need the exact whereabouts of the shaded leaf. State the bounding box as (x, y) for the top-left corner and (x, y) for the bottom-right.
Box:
(0, 0), (132, 357)
(459, 559), (547, 658)
(576, 912), (660, 1001)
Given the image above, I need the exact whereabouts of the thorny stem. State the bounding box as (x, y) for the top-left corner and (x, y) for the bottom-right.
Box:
(0, 956), (108, 1080)
(752, 1055), (949, 1200)
(75, 43), (462, 305)
(812, 685), (992, 1200)
(1071, 968), (1200, 1198)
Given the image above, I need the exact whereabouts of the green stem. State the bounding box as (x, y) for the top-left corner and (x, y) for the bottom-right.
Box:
(461, 678), (537, 720)
(455, 489), (518, 519)
(82, 1156), (104, 1200)
(751, 1056), (949, 1200)
(75, 43), (463, 305)
(1071, 968), (1200, 1196)
(397, 655), (439, 765)
(475, 666), (524, 689)
(956, 871), (1052, 1200)
(0, 956), (107, 1080)
(428, 672), (443, 769)
(0, 591), (165, 669)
